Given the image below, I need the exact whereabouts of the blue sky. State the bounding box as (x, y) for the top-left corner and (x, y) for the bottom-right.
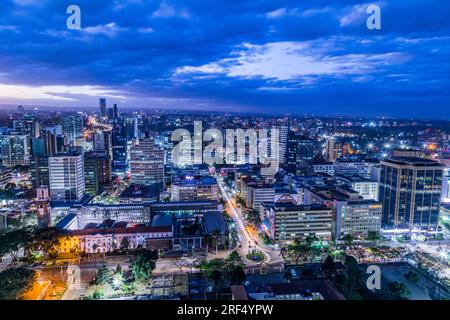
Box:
(0, 0), (449, 118)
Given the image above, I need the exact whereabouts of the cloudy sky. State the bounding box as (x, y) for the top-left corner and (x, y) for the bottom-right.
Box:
(0, 0), (449, 118)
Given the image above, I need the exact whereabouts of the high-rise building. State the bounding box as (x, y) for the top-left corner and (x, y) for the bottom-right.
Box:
(442, 166), (450, 202)
(36, 186), (51, 229)
(49, 152), (85, 202)
(99, 98), (107, 119)
(113, 103), (118, 119)
(273, 125), (288, 164)
(379, 157), (443, 232)
(13, 115), (40, 138)
(296, 137), (318, 175)
(63, 116), (84, 145)
(30, 156), (49, 188)
(84, 151), (111, 195)
(111, 118), (128, 174)
(285, 131), (298, 174)
(93, 130), (112, 157)
(0, 134), (30, 167)
(130, 137), (164, 186)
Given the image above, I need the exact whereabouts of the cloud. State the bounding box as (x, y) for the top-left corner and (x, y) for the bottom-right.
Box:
(176, 40), (410, 81)
(152, 1), (191, 18)
(0, 83), (125, 101)
(0, 0), (448, 117)
(83, 23), (127, 37)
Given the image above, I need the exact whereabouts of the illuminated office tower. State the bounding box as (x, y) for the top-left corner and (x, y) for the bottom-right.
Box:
(379, 157), (443, 233)
(84, 151), (111, 195)
(63, 116), (84, 146)
(111, 118), (128, 174)
(326, 138), (343, 162)
(130, 136), (164, 186)
(99, 98), (107, 119)
(0, 134), (30, 167)
(49, 152), (85, 202)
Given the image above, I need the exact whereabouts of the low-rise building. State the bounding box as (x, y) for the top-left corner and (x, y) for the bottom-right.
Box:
(57, 225), (173, 254)
(171, 175), (218, 202)
(261, 202), (333, 243)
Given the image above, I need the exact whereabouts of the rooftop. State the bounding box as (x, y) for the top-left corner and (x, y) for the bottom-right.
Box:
(383, 157), (443, 167)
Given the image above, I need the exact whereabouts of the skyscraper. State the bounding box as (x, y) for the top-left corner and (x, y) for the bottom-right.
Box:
(63, 116), (84, 145)
(113, 103), (118, 119)
(379, 157), (443, 233)
(49, 152), (85, 202)
(285, 131), (298, 174)
(0, 134), (30, 167)
(93, 130), (112, 157)
(99, 98), (107, 119)
(84, 151), (111, 195)
(130, 136), (164, 186)
(273, 125), (288, 164)
(111, 118), (128, 174)
(296, 137), (318, 175)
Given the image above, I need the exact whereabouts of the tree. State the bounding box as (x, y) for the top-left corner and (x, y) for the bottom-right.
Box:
(342, 234), (354, 246)
(0, 227), (33, 262)
(29, 227), (62, 259)
(404, 271), (419, 284)
(131, 250), (158, 282)
(367, 231), (381, 242)
(322, 255), (337, 278)
(112, 265), (124, 290)
(92, 289), (105, 299)
(300, 268), (316, 280)
(120, 237), (130, 253)
(0, 268), (36, 300)
(389, 281), (410, 298)
(94, 263), (112, 285)
(344, 255), (359, 268)
(229, 265), (246, 285)
(227, 251), (241, 263)
(210, 269), (223, 299)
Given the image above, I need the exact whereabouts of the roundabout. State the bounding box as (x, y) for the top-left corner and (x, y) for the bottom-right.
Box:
(245, 250), (266, 263)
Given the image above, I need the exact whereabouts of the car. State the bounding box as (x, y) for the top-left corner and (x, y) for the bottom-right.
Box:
(189, 289), (200, 295)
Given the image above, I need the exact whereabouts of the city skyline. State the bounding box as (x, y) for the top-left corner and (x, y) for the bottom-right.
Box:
(0, 0), (449, 119)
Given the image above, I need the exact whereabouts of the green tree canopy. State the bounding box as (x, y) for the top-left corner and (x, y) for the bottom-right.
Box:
(131, 250), (158, 282)
(0, 268), (36, 300)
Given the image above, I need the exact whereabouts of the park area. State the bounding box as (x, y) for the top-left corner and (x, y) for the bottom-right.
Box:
(377, 262), (449, 300)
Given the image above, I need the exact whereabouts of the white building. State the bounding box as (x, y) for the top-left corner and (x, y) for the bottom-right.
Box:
(261, 203), (333, 243)
(312, 163), (335, 175)
(49, 153), (85, 202)
(336, 175), (379, 201)
(241, 177), (275, 209)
